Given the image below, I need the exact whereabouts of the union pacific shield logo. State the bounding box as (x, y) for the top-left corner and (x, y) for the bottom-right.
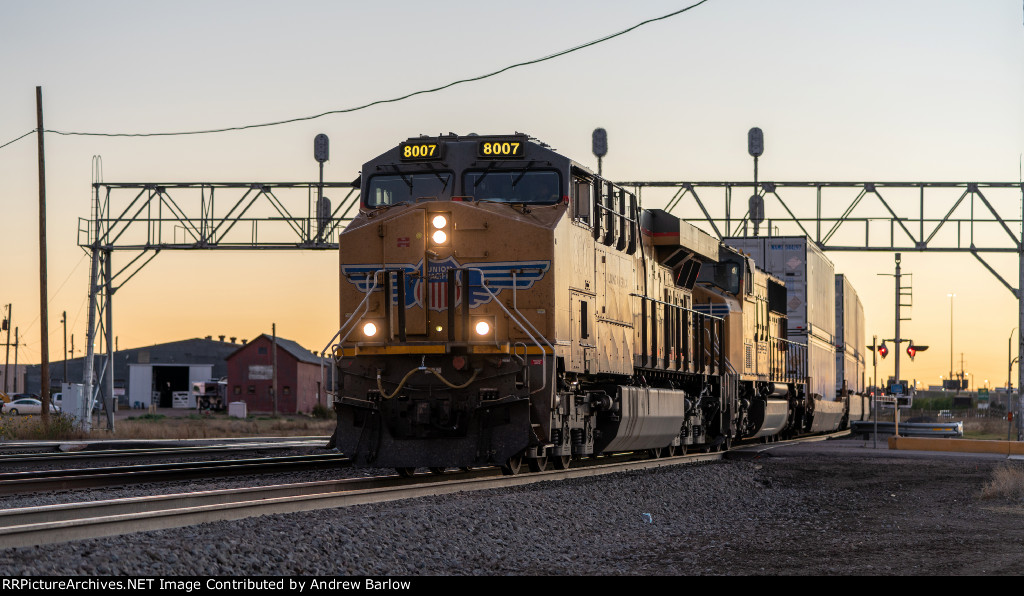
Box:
(342, 257), (550, 311)
(416, 257), (463, 311)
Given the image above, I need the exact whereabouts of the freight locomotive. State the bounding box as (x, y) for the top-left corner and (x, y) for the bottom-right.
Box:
(329, 133), (865, 475)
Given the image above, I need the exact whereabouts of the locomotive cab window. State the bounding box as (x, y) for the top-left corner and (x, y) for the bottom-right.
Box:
(463, 170), (560, 204)
(365, 172), (453, 208)
(697, 260), (741, 295)
(573, 177), (591, 223)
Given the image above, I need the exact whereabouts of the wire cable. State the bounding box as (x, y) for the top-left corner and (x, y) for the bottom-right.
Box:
(40, 1), (710, 139)
(0, 130), (35, 151)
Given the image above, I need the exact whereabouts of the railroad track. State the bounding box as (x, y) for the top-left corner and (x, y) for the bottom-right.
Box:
(0, 437), (330, 462)
(0, 450), (725, 549)
(0, 453), (350, 496)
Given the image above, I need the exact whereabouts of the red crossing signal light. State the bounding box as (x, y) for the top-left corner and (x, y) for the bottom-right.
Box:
(878, 343), (889, 359)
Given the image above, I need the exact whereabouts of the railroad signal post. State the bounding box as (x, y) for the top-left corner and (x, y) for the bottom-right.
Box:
(747, 127), (764, 237)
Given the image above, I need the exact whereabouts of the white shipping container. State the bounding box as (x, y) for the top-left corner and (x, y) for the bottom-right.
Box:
(726, 236), (837, 400)
(835, 274), (866, 396)
(724, 236), (835, 343)
(806, 333), (837, 400)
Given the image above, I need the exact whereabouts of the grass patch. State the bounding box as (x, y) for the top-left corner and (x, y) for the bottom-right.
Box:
(0, 413), (91, 441)
(963, 418), (1016, 441)
(980, 462), (1024, 502)
(126, 413), (167, 422)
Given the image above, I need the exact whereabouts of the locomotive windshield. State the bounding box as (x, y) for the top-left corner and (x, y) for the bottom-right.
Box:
(365, 172), (453, 207)
(463, 170), (560, 204)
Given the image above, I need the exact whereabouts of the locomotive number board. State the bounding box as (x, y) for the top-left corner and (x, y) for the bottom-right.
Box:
(477, 140), (524, 159)
(399, 141), (444, 161)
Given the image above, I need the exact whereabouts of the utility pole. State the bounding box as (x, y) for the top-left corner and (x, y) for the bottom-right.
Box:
(4, 304), (11, 393)
(61, 311), (67, 384)
(36, 86), (51, 425)
(894, 254), (902, 438)
(13, 328), (18, 393)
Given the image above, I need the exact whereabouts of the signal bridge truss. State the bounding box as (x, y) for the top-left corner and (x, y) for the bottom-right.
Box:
(621, 180), (1024, 402)
(78, 179), (1024, 425)
(78, 181), (358, 426)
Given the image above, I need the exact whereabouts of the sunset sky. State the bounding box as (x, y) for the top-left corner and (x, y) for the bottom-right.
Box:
(1, 0), (1022, 390)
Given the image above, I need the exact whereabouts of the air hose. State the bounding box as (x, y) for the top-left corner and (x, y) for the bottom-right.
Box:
(376, 359), (481, 399)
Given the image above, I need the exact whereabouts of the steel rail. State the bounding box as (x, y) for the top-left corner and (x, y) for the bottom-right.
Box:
(0, 453), (349, 496)
(0, 440), (328, 464)
(0, 435), (330, 452)
(0, 452), (724, 549)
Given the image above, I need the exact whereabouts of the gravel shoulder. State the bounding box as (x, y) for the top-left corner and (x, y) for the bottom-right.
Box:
(3, 438), (1023, 576)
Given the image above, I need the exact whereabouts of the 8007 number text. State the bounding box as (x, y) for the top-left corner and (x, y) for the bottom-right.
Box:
(480, 142), (522, 157)
(402, 144), (438, 158)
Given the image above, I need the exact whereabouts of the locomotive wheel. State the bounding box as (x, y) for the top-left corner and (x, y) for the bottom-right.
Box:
(718, 436), (732, 452)
(395, 467), (416, 478)
(527, 454), (549, 473)
(647, 448), (662, 459)
(678, 444), (687, 456)
(553, 455), (572, 470)
(429, 467), (446, 475)
(501, 454), (523, 476)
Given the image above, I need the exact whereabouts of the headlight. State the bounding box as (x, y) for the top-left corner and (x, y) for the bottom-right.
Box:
(362, 322), (378, 337)
(429, 212), (451, 245)
(474, 321), (491, 336)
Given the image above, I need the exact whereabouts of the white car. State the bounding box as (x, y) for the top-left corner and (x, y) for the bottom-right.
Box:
(2, 398), (60, 416)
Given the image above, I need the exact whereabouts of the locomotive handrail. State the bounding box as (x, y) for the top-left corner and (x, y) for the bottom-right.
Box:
(592, 181), (638, 254)
(319, 271), (383, 404)
(773, 336), (809, 385)
(466, 267), (552, 395)
(632, 293), (725, 373)
(632, 294), (724, 321)
(510, 271), (555, 356)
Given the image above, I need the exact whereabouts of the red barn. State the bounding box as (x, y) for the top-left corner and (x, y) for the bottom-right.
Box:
(225, 334), (325, 414)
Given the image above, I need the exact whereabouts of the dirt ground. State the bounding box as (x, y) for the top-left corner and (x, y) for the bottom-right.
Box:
(701, 439), (1024, 575)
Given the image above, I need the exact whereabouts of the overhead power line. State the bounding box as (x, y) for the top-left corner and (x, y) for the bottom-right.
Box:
(0, 0), (710, 148)
(0, 130), (36, 151)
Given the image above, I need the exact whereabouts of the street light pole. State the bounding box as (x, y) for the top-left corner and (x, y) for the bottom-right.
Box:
(1010, 328), (1017, 392)
(948, 293), (956, 393)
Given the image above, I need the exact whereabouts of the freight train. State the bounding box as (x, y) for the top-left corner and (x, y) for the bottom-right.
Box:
(328, 133), (866, 475)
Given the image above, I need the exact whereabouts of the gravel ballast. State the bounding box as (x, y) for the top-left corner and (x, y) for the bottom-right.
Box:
(2, 440), (1022, 576)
